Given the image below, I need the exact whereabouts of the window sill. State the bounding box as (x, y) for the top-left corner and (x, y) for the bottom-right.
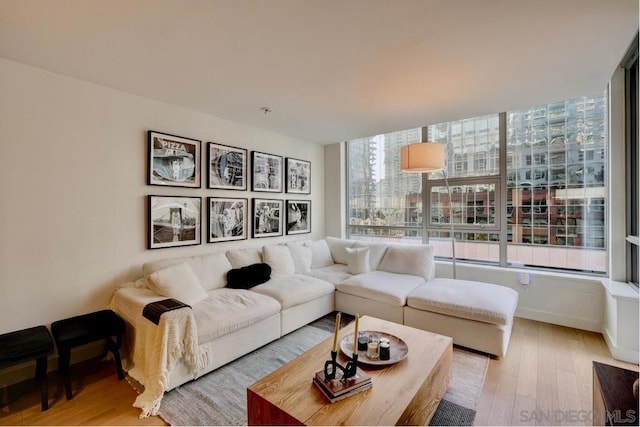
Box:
(601, 278), (639, 302)
(434, 259), (605, 282)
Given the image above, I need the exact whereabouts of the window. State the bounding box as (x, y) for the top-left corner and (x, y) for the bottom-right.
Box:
(507, 95), (607, 272)
(347, 92), (610, 274)
(623, 35), (639, 287)
(347, 129), (423, 242)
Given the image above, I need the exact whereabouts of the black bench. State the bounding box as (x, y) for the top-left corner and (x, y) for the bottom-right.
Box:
(51, 310), (125, 400)
(0, 325), (54, 411)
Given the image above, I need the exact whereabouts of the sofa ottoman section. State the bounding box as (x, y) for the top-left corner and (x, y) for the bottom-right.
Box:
(404, 278), (519, 357)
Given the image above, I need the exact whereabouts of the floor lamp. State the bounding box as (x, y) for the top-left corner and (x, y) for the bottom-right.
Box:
(401, 142), (456, 279)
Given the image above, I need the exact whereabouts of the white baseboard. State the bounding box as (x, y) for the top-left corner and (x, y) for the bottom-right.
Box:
(515, 307), (602, 333)
(602, 325), (640, 364)
(0, 341), (104, 386)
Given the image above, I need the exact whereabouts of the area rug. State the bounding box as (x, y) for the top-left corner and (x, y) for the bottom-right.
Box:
(154, 317), (488, 426)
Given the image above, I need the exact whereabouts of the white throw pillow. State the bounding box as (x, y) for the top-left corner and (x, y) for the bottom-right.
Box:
(143, 253), (232, 291)
(263, 245), (296, 276)
(146, 262), (208, 306)
(310, 240), (334, 269)
(325, 236), (356, 264)
(354, 242), (388, 271)
(345, 246), (370, 275)
(226, 247), (262, 268)
(286, 240), (313, 274)
(378, 244), (435, 280)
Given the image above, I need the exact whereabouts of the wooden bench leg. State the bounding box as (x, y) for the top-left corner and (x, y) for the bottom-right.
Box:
(106, 337), (124, 380)
(35, 356), (48, 411)
(57, 347), (73, 400)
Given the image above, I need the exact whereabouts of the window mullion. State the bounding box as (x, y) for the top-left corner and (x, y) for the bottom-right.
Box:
(499, 112), (508, 267)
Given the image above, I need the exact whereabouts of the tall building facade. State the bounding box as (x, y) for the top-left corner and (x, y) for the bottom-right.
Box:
(506, 94), (607, 248)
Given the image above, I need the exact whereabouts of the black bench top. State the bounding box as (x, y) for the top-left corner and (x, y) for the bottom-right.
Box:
(0, 325), (53, 368)
(51, 309), (125, 348)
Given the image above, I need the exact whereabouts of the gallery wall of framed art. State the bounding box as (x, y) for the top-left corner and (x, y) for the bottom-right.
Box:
(146, 130), (313, 248)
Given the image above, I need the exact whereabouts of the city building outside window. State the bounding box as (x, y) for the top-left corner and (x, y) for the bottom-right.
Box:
(347, 129), (423, 241)
(347, 93), (609, 274)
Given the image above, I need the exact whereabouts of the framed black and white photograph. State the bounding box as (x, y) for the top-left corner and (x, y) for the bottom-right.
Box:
(148, 130), (201, 187)
(285, 158), (311, 194)
(251, 151), (282, 192)
(148, 195), (201, 249)
(252, 198), (283, 238)
(286, 200), (311, 235)
(207, 197), (247, 243)
(208, 142), (247, 190)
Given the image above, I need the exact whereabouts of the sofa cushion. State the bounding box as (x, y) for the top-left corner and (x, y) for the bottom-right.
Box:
(226, 247), (262, 268)
(378, 244), (435, 280)
(307, 264), (353, 284)
(310, 240), (334, 269)
(263, 245), (296, 276)
(286, 240), (313, 274)
(146, 263), (208, 306)
(194, 288), (281, 344)
(354, 242), (388, 271)
(345, 246), (370, 275)
(227, 263), (271, 289)
(406, 278), (519, 326)
(251, 275), (335, 310)
(336, 271), (425, 306)
(325, 236), (356, 264)
(143, 252), (233, 291)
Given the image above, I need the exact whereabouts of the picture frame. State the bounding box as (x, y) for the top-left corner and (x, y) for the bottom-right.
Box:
(285, 158), (311, 194)
(252, 198), (284, 238)
(207, 142), (247, 190)
(207, 197), (248, 243)
(148, 130), (201, 188)
(251, 151), (283, 192)
(286, 200), (311, 235)
(148, 195), (201, 249)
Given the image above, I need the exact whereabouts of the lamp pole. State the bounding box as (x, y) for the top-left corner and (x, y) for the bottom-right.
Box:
(442, 171), (456, 279)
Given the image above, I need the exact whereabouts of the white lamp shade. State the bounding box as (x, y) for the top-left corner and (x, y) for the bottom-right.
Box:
(400, 142), (445, 173)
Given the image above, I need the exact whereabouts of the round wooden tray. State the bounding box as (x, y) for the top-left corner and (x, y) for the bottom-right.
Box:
(339, 330), (409, 366)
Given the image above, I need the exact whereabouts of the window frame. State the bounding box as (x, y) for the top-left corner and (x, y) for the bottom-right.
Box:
(425, 175), (501, 232)
(623, 33), (639, 287)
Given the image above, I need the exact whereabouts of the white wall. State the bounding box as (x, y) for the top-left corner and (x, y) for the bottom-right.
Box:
(0, 58), (325, 334)
(435, 262), (604, 332)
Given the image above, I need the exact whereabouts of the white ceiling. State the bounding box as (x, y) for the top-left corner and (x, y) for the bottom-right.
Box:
(0, 0), (637, 144)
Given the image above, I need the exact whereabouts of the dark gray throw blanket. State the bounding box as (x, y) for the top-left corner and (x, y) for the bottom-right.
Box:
(142, 298), (190, 325)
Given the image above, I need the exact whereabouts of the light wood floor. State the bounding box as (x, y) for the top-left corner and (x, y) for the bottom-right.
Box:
(0, 317), (637, 426)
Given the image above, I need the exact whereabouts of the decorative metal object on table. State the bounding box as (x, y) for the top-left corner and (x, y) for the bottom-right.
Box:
(323, 313), (359, 380)
(314, 313), (372, 403)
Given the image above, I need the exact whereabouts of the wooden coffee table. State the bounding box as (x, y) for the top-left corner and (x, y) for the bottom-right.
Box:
(247, 315), (453, 425)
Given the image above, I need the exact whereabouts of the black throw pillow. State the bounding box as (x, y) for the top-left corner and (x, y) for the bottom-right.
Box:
(226, 263), (272, 289)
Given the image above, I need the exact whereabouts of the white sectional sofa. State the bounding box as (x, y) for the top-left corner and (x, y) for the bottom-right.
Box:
(110, 236), (518, 416)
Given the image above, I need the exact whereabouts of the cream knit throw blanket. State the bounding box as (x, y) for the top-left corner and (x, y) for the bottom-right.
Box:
(111, 281), (211, 418)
